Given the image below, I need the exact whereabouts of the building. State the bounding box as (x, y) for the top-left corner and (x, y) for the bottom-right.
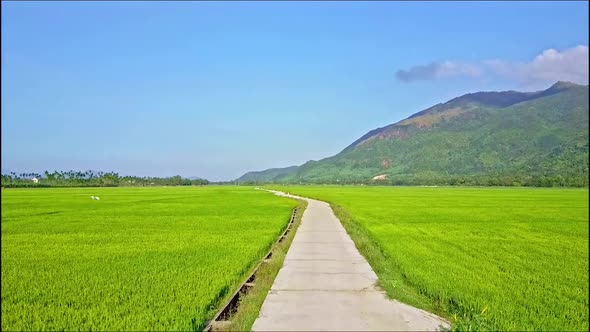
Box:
(31, 177), (39, 183)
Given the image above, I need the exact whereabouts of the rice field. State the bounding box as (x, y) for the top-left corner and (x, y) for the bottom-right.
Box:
(271, 186), (589, 331)
(1, 186), (297, 331)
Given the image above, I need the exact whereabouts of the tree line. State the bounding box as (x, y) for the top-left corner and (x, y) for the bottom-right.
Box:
(1, 170), (209, 188)
(237, 174), (588, 188)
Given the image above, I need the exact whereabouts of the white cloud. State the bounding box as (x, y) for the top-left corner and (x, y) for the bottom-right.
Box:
(525, 45), (588, 84)
(396, 45), (589, 85)
(396, 61), (481, 82)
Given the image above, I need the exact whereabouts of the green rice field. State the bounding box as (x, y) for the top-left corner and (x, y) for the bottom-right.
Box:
(1, 186), (296, 331)
(2, 185), (588, 331)
(271, 186), (589, 331)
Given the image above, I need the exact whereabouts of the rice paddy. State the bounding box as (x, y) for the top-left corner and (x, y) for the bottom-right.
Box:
(1, 186), (297, 331)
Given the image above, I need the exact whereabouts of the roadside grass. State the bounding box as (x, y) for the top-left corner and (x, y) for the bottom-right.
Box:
(330, 205), (448, 316)
(332, 204), (488, 331)
(1, 186), (297, 331)
(269, 186), (589, 331)
(223, 199), (308, 331)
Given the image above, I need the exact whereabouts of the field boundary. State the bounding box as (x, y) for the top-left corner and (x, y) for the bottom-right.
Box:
(203, 202), (304, 331)
(327, 204), (451, 317)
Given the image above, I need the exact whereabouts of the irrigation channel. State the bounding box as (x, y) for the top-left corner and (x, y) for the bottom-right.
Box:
(203, 203), (300, 331)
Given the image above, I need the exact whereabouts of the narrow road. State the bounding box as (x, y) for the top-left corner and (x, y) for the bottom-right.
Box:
(252, 190), (450, 331)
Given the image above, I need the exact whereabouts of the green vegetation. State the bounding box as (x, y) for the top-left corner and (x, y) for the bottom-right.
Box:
(239, 82), (589, 187)
(269, 185), (589, 331)
(1, 186), (296, 331)
(224, 199), (307, 331)
(1, 170), (209, 188)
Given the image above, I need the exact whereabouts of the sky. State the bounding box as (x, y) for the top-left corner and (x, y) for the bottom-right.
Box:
(2, 1), (588, 181)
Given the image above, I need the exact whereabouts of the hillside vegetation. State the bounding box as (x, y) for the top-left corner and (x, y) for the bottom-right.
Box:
(239, 82), (589, 186)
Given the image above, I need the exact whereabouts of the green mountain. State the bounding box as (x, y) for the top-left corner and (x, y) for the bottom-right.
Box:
(237, 81), (589, 186)
(236, 166), (299, 183)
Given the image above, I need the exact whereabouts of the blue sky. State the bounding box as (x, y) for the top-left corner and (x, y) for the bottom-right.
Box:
(2, 1), (588, 181)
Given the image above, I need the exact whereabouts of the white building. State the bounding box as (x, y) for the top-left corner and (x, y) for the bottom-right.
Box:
(31, 177), (39, 183)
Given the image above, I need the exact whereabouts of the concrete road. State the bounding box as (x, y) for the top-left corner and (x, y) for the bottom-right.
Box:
(252, 190), (450, 331)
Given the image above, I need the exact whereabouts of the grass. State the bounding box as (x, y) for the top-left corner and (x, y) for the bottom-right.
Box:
(1, 186), (297, 331)
(268, 185), (589, 331)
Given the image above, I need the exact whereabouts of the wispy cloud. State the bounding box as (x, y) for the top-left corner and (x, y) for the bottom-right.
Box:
(396, 45), (589, 85)
(396, 61), (482, 82)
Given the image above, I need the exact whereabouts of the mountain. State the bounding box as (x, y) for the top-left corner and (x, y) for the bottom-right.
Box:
(237, 82), (589, 186)
(237, 166), (299, 183)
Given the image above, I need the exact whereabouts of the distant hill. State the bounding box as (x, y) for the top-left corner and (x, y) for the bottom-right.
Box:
(237, 166), (299, 183)
(237, 81), (589, 187)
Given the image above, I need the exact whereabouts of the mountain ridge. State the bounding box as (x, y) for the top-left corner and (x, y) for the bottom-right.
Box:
(237, 81), (589, 186)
